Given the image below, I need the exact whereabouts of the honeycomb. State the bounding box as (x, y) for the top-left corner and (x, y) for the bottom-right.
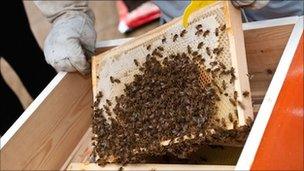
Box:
(95, 2), (251, 129)
(92, 2), (254, 164)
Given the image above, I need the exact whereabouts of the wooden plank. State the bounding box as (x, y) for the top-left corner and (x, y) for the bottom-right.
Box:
(61, 128), (94, 170)
(63, 128), (243, 169)
(244, 25), (294, 102)
(224, 1), (253, 124)
(67, 163), (235, 171)
(0, 73), (93, 170)
(1, 72), (66, 148)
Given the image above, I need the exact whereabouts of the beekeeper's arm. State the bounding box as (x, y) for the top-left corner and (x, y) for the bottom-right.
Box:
(155, 0), (303, 23)
(34, 1), (96, 74)
(231, 0), (303, 22)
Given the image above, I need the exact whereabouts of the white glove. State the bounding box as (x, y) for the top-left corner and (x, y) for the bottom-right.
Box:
(35, 1), (96, 74)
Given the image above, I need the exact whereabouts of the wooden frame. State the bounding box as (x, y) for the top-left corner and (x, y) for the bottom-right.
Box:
(1, 16), (302, 170)
(92, 2), (253, 128)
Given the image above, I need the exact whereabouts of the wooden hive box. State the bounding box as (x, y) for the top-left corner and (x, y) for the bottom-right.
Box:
(0, 13), (302, 171)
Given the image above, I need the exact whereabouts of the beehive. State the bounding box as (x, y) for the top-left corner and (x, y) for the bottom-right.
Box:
(92, 1), (253, 164)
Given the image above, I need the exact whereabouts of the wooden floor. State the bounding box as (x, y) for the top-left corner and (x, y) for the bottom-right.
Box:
(0, 1), (159, 110)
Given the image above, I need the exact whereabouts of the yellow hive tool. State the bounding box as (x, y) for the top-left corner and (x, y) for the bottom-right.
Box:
(182, 0), (216, 28)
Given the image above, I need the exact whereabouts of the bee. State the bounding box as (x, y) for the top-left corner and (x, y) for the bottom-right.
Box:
(146, 44), (151, 50)
(212, 67), (220, 73)
(212, 80), (223, 94)
(96, 91), (103, 99)
(134, 59), (139, 66)
(157, 46), (164, 51)
(246, 117), (253, 126)
(210, 61), (218, 67)
(228, 113), (233, 122)
(173, 34), (178, 42)
(93, 100), (100, 108)
(214, 93), (221, 101)
(196, 24), (202, 30)
(215, 118), (220, 123)
(146, 54), (151, 60)
(155, 52), (163, 58)
(206, 47), (211, 56)
(215, 28), (219, 37)
(103, 105), (110, 111)
(218, 62), (226, 70)
(162, 37), (166, 43)
(163, 57), (169, 65)
(234, 91), (238, 100)
(246, 73), (254, 80)
(233, 120), (238, 129)
(110, 76), (114, 83)
(222, 80), (227, 90)
(197, 42), (204, 49)
(192, 56), (199, 62)
(229, 67), (236, 83)
(152, 49), (163, 58)
(195, 29), (203, 36)
(199, 58), (205, 64)
(192, 51), (198, 56)
(187, 45), (192, 54)
(169, 54), (175, 59)
(266, 69), (273, 75)
(115, 96), (119, 102)
(114, 78), (121, 83)
(235, 109), (239, 119)
(181, 52), (187, 58)
(221, 118), (227, 128)
(238, 100), (245, 109)
(220, 24), (226, 31)
(180, 29), (187, 37)
(106, 99), (112, 106)
(229, 98), (237, 106)
(230, 74), (236, 84)
(203, 30), (210, 37)
(242, 91), (250, 98)
(213, 47), (224, 55)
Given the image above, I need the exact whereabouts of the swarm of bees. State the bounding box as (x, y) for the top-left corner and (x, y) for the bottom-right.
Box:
(91, 22), (252, 166)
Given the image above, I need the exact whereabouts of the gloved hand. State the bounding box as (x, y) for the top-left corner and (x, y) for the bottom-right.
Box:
(231, 0), (269, 10)
(35, 1), (96, 74)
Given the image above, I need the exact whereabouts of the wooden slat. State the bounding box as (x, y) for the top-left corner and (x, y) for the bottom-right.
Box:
(224, 1), (253, 124)
(63, 129), (243, 168)
(244, 25), (294, 102)
(0, 73), (93, 170)
(67, 163), (235, 171)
